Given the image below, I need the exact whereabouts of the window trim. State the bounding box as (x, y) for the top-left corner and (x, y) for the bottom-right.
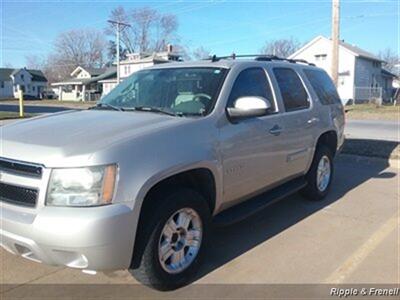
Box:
(225, 67), (279, 115)
(272, 67), (312, 114)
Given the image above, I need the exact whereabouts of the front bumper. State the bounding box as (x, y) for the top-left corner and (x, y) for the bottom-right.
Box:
(0, 202), (136, 270)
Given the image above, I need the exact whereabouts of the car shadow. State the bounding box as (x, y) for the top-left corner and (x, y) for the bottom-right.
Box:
(193, 149), (397, 282)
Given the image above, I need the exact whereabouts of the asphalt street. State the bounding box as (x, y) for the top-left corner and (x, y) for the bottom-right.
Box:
(1, 155), (398, 299)
(0, 104), (75, 113)
(344, 119), (399, 142)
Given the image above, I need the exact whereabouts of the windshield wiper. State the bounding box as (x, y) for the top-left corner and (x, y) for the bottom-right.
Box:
(89, 103), (124, 112)
(124, 106), (180, 117)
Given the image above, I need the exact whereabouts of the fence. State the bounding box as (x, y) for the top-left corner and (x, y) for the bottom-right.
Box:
(353, 87), (383, 105)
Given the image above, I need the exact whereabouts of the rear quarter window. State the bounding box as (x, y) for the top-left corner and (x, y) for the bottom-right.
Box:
(303, 69), (341, 105)
(273, 68), (309, 112)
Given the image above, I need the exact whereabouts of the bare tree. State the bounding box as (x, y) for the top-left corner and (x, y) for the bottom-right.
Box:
(192, 46), (211, 60)
(25, 29), (107, 83)
(25, 55), (45, 70)
(54, 29), (107, 68)
(106, 6), (135, 53)
(107, 40), (128, 65)
(378, 48), (399, 75)
(260, 38), (301, 58)
(107, 6), (179, 53)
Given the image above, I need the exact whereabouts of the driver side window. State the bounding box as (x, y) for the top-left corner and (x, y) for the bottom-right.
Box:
(227, 68), (275, 111)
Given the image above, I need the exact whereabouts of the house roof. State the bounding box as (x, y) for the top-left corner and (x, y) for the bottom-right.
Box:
(52, 67), (116, 86)
(289, 35), (383, 62)
(381, 69), (397, 78)
(338, 39), (382, 62)
(0, 68), (15, 81)
(0, 68), (47, 82)
(83, 67), (107, 76)
(26, 69), (47, 82)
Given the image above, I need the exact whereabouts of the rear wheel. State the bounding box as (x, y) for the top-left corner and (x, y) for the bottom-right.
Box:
(301, 145), (333, 201)
(130, 188), (210, 290)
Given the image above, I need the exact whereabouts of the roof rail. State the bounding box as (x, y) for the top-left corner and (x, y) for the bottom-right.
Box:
(206, 53), (314, 66)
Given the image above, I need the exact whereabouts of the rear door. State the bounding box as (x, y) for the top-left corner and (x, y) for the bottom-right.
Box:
(269, 67), (316, 178)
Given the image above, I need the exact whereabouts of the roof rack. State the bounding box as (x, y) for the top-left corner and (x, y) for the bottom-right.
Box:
(206, 53), (315, 66)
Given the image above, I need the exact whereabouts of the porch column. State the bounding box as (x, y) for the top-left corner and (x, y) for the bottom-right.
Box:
(74, 85), (78, 100)
(58, 86), (62, 101)
(82, 85), (86, 101)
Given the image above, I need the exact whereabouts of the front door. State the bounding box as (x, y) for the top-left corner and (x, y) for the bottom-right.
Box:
(220, 67), (287, 208)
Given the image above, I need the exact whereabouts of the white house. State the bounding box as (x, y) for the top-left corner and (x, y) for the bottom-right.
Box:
(289, 36), (396, 103)
(52, 66), (116, 101)
(100, 45), (182, 96)
(0, 67), (47, 99)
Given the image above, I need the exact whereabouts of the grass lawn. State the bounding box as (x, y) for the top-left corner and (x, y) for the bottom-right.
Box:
(0, 111), (35, 120)
(345, 103), (399, 121)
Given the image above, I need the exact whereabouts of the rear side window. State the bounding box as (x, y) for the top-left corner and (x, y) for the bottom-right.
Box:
(273, 68), (309, 112)
(227, 68), (275, 110)
(303, 69), (341, 105)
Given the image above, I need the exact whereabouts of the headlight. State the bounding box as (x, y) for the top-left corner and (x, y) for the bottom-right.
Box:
(46, 165), (117, 207)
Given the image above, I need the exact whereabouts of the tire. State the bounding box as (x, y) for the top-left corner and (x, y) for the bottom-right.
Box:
(130, 188), (210, 291)
(301, 145), (334, 201)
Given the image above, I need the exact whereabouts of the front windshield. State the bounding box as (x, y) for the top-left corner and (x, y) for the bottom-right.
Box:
(100, 67), (228, 116)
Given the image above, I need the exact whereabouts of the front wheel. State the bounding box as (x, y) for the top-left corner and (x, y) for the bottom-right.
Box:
(301, 145), (334, 201)
(131, 188), (210, 290)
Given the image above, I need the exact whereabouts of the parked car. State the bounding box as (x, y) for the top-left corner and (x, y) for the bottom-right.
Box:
(0, 56), (345, 290)
(40, 90), (57, 100)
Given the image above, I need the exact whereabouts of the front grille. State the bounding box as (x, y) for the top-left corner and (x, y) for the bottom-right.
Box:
(0, 182), (38, 207)
(0, 158), (42, 178)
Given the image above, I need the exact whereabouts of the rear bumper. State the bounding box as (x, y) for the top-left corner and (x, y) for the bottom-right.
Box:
(0, 203), (136, 270)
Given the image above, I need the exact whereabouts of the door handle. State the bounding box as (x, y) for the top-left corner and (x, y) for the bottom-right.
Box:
(269, 125), (282, 136)
(307, 117), (319, 125)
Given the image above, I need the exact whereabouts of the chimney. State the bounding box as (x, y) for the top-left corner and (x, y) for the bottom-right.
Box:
(167, 44), (173, 53)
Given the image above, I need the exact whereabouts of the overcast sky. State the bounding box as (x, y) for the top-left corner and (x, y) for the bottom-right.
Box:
(1, 0), (398, 67)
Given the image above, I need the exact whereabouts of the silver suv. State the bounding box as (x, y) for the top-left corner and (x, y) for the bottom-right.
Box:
(0, 56), (345, 290)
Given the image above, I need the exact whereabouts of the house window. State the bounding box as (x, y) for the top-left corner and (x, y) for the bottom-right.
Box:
(372, 61), (380, 68)
(315, 54), (327, 61)
(32, 86), (36, 91)
(21, 74), (24, 80)
(0, 81), (4, 88)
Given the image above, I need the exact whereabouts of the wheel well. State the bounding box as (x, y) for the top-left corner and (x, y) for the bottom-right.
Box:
(130, 168), (216, 269)
(316, 131), (338, 157)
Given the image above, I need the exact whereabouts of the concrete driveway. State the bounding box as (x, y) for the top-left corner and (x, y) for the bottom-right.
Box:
(1, 155), (398, 298)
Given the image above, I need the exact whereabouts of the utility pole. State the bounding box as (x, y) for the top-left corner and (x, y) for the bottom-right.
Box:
(331, 0), (340, 86)
(108, 20), (131, 84)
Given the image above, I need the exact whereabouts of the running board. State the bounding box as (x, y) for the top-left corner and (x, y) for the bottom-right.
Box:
(213, 176), (307, 226)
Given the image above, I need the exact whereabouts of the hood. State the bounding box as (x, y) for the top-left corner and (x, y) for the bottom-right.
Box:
(0, 110), (187, 166)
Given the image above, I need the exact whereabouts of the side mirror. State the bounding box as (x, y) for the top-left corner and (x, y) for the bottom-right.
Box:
(227, 96), (272, 120)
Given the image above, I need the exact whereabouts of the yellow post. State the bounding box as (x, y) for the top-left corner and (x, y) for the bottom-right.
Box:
(19, 90), (24, 118)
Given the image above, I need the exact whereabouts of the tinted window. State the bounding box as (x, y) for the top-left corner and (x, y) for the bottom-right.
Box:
(303, 69), (340, 105)
(273, 68), (309, 111)
(228, 68), (274, 110)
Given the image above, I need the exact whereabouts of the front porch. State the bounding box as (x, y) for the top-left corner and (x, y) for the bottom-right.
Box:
(51, 80), (102, 102)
